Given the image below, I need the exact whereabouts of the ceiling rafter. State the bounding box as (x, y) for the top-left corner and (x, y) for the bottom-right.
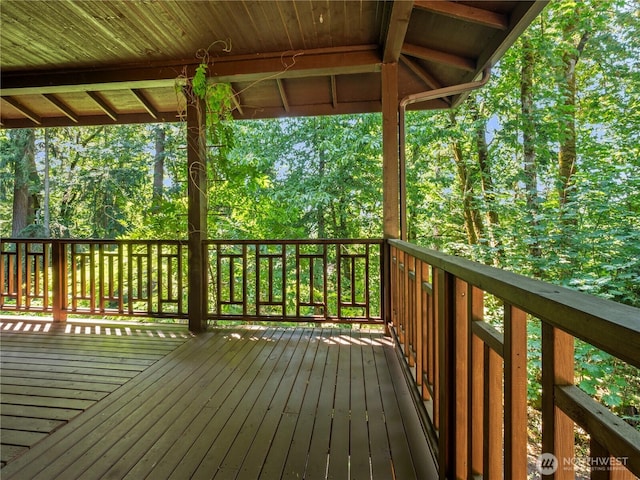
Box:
(131, 89), (158, 119)
(413, 1), (509, 30)
(42, 93), (79, 123)
(3, 96), (42, 125)
(276, 79), (290, 113)
(383, 1), (414, 63)
(402, 43), (476, 72)
(399, 54), (443, 92)
(1, 111), (180, 129)
(87, 92), (118, 122)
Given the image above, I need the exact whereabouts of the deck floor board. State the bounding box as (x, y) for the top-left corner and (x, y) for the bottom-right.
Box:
(1, 322), (437, 479)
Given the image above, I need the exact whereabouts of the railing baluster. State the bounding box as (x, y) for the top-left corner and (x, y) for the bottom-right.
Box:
(436, 268), (451, 479)
(483, 344), (503, 479)
(542, 323), (575, 479)
(453, 277), (469, 478)
(468, 285), (484, 478)
(504, 304), (527, 478)
(415, 259), (424, 392)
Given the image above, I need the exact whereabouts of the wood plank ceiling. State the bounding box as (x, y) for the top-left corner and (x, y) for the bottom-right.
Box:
(0, 1), (546, 128)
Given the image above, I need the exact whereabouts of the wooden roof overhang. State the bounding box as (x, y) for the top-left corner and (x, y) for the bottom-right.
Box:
(0, 0), (546, 129)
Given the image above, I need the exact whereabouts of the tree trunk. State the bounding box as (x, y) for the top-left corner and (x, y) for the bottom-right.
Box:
(520, 34), (542, 264)
(470, 99), (501, 263)
(152, 126), (166, 209)
(11, 129), (39, 237)
(450, 112), (484, 245)
(43, 129), (51, 237)
(317, 130), (326, 239)
(558, 18), (589, 214)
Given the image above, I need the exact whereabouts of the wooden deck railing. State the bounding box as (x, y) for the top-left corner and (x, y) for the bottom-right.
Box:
(0, 239), (188, 320)
(3, 236), (639, 478)
(0, 238), (384, 325)
(205, 239), (383, 323)
(389, 239), (640, 480)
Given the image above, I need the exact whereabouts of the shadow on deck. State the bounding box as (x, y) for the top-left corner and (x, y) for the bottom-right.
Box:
(1, 320), (437, 479)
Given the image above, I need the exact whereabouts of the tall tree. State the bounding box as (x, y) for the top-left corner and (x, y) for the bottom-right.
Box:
(556, 1), (590, 214)
(449, 111), (484, 246)
(520, 32), (543, 265)
(9, 129), (40, 237)
(152, 126), (166, 209)
(470, 97), (501, 261)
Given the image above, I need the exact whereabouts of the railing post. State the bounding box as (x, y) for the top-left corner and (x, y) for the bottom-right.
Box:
(382, 240), (392, 336)
(51, 240), (67, 322)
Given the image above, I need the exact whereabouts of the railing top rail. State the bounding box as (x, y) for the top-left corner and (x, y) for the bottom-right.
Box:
(389, 239), (640, 368)
(0, 238), (188, 245)
(1, 238), (384, 245)
(204, 238), (384, 245)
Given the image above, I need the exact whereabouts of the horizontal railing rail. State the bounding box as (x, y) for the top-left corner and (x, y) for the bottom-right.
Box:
(389, 239), (640, 480)
(204, 239), (384, 324)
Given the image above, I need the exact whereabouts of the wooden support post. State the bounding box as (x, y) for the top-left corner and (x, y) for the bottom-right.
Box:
(542, 323), (575, 479)
(186, 84), (208, 333)
(381, 64), (399, 332)
(382, 62), (399, 240)
(51, 240), (67, 322)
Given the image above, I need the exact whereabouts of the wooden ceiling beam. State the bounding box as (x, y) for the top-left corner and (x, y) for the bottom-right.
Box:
(0, 46), (381, 96)
(383, 1), (414, 63)
(3, 96), (42, 125)
(131, 89), (158, 120)
(276, 79), (290, 113)
(210, 47), (381, 83)
(42, 94), (79, 123)
(87, 92), (118, 122)
(402, 43), (476, 72)
(414, 1), (509, 30)
(233, 101), (383, 120)
(400, 54), (443, 91)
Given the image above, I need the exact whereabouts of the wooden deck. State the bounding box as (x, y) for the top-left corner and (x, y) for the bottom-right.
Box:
(0, 318), (191, 467)
(0, 321), (437, 479)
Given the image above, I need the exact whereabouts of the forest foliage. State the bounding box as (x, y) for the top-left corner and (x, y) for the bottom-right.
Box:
(0, 0), (638, 418)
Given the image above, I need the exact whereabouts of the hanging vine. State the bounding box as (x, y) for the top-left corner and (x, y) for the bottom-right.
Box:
(187, 39), (236, 169)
